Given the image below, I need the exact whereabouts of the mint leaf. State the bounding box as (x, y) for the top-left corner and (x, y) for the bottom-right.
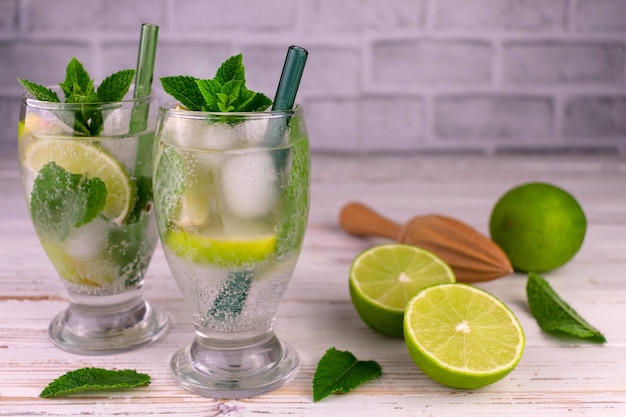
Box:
(40, 367), (150, 398)
(17, 78), (60, 102)
(160, 75), (206, 111)
(215, 54), (246, 84)
(60, 57), (93, 98)
(160, 53), (272, 114)
(96, 69), (136, 102)
(18, 57), (135, 136)
(239, 90), (272, 112)
(526, 272), (606, 343)
(195, 78), (222, 111)
(30, 162), (107, 240)
(154, 146), (185, 232)
(313, 347), (382, 402)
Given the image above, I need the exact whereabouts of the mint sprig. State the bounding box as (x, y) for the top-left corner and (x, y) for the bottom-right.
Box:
(160, 54), (272, 113)
(313, 347), (382, 402)
(526, 272), (606, 343)
(18, 57), (135, 136)
(40, 367), (150, 398)
(30, 162), (107, 240)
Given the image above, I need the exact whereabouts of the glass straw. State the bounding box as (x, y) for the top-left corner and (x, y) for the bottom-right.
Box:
(272, 45), (308, 111)
(264, 46), (308, 146)
(130, 23), (159, 177)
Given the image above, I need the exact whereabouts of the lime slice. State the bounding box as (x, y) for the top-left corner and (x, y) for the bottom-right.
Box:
(164, 230), (277, 268)
(349, 244), (456, 338)
(404, 283), (525, 389)
(18, 113), (42, 141)
(23, 139), (135, 224)
(42, 241), (117, 287)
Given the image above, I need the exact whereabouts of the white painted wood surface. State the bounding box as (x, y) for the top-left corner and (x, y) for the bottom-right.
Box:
(1, 154), (625, 416)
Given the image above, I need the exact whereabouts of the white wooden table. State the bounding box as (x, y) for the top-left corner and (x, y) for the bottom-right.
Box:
(1, 153), (625, 416)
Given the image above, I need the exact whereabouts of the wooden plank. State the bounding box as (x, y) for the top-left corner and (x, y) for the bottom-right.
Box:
(1, 154), (625, 416)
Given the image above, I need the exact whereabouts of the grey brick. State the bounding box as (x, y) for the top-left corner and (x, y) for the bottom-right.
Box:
(0, 0), (19, 34)
(304, 98), (359, 152)
(173, 0), (296, 32)
(360, 96), (424, 151)
(495, 145), (620, 155)
(302, 0), (365, 33)
(27, 0), (106, 32)
(371, 40), (493, 86)
(27, 0), (164, 33)
(366, 0), (425, 31)
(563, 96), (626, 138)
(302, 46), (360, 96)
(0, 94), (19, 157)
(433, 0), (568, 31)
(101, 0), (166, 30)
(0, 41), (91, 88)
(435, 94), (554, 140)
(503, 41), (625, 86)
(574, 0), (626, 32)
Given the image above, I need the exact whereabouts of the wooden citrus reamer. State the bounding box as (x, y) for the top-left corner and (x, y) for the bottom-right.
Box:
(339, 202), (513, 282)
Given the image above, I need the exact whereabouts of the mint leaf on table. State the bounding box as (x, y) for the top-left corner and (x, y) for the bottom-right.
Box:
(40, 367), (150, 398)
(30, 162), (107, 240)
(313, 347), (382, 402)
(526, 272), (606, 343)
(160, 53), (272, 113)
(17, 57), (135, 136)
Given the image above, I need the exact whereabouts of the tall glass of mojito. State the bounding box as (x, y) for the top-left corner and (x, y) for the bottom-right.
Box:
(153, 102), (310, 397)
(18, 77), (169, 354)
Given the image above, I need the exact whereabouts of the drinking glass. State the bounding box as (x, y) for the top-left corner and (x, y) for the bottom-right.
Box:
(153, 103), (310, 398)
(18, 90), (169, 355)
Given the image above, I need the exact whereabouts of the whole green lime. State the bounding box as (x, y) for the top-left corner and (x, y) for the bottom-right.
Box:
(489, 182), (586, 273)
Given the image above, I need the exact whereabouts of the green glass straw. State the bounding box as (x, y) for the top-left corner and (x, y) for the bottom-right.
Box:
(272, 45), (308, 111)
(133, 23), (159, 101)
(130, 23), (159, 178)
(264, 46), (308, 146)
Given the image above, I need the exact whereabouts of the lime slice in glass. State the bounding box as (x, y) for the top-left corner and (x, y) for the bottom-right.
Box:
(164, 230), (277, 268)
(349, 244), (456, 338)
(404, 283), (525, 389)
(23, 139), (135, 224)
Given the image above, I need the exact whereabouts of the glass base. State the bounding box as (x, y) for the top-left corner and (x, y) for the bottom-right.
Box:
(170, 331), (299, 398)
(48, 292), (170, 355)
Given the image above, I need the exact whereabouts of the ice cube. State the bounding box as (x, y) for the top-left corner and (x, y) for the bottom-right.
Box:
(162, 117), (238, 151)
(233, 118), (288, 147)
(63, 217), (110, 259)
(102, 107), (130, 136)
(221, 152), (279, 219)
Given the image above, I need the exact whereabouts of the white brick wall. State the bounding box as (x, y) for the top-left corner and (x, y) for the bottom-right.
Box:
(1, 0), (625, 155)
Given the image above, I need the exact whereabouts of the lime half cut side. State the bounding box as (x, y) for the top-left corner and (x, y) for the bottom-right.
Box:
(404, 283), (525, 389)
(349, 244), (456, 338)
(23, 139), (135, 224)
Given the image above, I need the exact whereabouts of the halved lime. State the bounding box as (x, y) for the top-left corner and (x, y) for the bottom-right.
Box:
(349, 244), (456, 338)
(23, 139), (135, 224)
(164, 230), (277, 268)
(404, 283), (525, 389)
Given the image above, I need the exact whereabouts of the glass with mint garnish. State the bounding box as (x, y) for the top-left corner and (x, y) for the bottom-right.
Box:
(153, 50), (309, 398)
(17, 54), (169, 355)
